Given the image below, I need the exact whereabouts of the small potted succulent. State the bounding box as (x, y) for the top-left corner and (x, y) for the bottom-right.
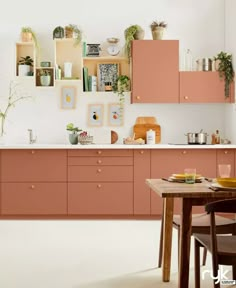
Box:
(150, 21), (167, 40)
(66, 123), (82, 145)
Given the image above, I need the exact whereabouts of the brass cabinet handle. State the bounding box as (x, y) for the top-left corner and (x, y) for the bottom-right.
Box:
(224, 150), (228, 154)
(136, 96), (140, 100)
(140, 150), (144, 154)
(31, 150), (35, 154)
(97, 159), (102, 164)
(184, 96), (188, 100)
(97, 168), (102, 173)
(182, 150), (187, 154)
(97, 150), (102, 155)
(97, 184), (102, 188)
(30, 185), (35, 189)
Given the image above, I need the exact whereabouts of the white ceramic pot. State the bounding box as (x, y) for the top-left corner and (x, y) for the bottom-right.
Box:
(18, 64), (30, 76)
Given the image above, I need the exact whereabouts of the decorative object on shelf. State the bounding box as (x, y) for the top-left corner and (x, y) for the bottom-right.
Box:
(124, 24), (144, 62)
(0, 80), (32, 140)
(66, 123), (82, 145)
(61, 86), (76, 109)
(214, 51), (235, 98)
(64, 62), (72, 78)
(38, 69), (51, 86)
(78, 131), (93, 145)
(86, 44), (101, 56)
(53, 26), (64, 39)
(150, 21), (167, 40)
(107, 38), (120, 56)
(64, 24), (82, 46)
(40, 61), (51, 67)
(18, 55), (33, 76)
(87, 104), (104, 126)
(97, 62), (119, 91)
(108, 103), (123, 126)
(21, 26), (40, 52)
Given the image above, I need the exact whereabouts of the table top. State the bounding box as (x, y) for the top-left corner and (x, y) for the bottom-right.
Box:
(146, 179), (236, 198)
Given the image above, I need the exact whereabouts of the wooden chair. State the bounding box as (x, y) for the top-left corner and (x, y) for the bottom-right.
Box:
(158, 203), (236, 268)
(194, 198), (236, 288)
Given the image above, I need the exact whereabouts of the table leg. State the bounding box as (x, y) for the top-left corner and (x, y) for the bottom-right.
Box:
(178, 198), (192, 288)
(162, 197), (174, 282)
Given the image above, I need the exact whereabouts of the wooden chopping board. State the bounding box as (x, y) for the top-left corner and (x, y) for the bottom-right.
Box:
(133, 117), (161, 144)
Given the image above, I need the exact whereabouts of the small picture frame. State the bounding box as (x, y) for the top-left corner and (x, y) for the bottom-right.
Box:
(61, 86), (76, 109)
(108, 103), (123, 126)
(97, 63), (119, 91)
(88, 104), (104, 126)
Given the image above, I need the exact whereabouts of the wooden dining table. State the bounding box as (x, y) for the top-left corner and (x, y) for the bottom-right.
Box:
(146, 179), (236, 288)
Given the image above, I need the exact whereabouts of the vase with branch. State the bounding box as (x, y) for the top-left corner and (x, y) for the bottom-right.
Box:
(0, 80), (32, 141)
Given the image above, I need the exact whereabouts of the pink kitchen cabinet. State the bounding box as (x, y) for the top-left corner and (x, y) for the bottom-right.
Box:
(180, 72), (235, 103)
(134, 149), (151, 215)
(151, 149), (216, 215)
(131, 40), (179, 103)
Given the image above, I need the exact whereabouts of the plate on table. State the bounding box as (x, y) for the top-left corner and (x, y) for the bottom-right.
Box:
(210, 182), (236, 191)
(216, 178), (236, 188)
(172, 174), (202, 180)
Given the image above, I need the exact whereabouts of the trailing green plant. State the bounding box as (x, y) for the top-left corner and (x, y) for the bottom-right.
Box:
(66, 123), (82, 134)
(65, 24), (82, 47)
(214, 51), (234, 98)
(18, 56), (33, 66)
(150, 21), (167, 30)
(21, 26), (40, 51)
(112, 75), (130, 120)
(124, 24), (143, 63)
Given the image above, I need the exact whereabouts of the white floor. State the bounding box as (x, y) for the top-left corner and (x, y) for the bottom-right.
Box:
(0, 220), (234, 288)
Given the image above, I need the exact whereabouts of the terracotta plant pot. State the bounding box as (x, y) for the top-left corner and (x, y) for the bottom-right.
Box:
(21, 32), (33, 42)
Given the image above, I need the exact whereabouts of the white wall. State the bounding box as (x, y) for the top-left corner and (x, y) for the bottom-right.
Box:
(0, 0), (229, 144)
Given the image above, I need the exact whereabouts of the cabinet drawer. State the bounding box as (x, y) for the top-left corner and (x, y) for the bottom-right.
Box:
(68, 156), (133, 166)
(1, 183), (67, 215)
(68, 149), (133, 157)
(68, 182), (133, 215)
(68, 166), (133, 182)
(1, 150), (67, 182)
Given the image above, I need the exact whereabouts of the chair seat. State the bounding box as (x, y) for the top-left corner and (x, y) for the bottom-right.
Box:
(194, 234), (236, 258)
(173, 213), (235, 229)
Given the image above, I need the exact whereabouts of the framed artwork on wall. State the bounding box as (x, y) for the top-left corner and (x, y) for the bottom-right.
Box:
(108, 103), (123, 126)
(61, 86), (76, 109)
(97, 63), (119, 91)
(88, 104), (104, 126)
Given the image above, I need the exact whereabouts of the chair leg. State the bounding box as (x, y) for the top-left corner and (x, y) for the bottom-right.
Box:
(158, 216), (164, 268)
(202, 247), (207, 266)
(194, 238), (201, 288)
(233, 265), (236, 281)
(177, 227), (180, 269)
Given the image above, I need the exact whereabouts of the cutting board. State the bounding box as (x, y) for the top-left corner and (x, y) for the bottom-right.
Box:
(133, 117), (161, 144)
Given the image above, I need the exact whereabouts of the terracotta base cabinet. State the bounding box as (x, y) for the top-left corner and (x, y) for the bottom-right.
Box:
(151, 149), (217, 215)
(67, 149), (134, 215)
(0, 150), (67, 216)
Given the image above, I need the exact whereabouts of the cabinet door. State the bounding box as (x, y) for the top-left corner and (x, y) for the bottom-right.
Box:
(151, 149), (216, 215)
(180, 72), (234, 103)
(1, 150), (67, 182)
(131, 40), (179, 103)
(217, 149), (235, 177)
(68, 182), (133, 215)
(134, 149), (151, 215)
(1, 183), (67, 215)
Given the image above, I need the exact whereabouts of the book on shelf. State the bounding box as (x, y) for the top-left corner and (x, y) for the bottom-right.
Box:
(83, 67), (89, 91)
(88, 75), (97, 92)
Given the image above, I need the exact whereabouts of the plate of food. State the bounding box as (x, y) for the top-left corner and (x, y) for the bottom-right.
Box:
(216, 178), (236, 188)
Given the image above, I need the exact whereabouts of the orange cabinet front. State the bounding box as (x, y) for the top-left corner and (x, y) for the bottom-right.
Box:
(1, 183), (67, 215)
(131, 40), (179, 103)
(180, 72), (235, 103)
(68, 183), (133, 215)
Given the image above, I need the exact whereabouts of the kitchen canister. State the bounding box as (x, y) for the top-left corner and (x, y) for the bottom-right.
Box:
(146, 129), (155, 144)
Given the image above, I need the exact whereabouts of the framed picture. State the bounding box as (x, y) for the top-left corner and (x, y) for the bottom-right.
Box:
(88, 104), (104, 126)
(97, 63), (119, 91)
(61, 86), (76, 109)
(108, 103), (123, 126)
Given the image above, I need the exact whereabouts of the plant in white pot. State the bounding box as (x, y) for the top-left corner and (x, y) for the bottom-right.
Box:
(18, 55), (33, 76)
(39, 69), (51, 86)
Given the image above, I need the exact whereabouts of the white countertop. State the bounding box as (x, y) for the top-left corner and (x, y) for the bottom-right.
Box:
(0, 143), (235, 149)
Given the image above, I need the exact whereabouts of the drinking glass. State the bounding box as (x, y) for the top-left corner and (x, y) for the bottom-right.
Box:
(184, 168), (196, 184)
(218, 164), (231, 178)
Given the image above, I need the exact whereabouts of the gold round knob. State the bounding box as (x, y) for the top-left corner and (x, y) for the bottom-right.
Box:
(97, 184), (102, 188)
(184, 96), (188, 100)
(97, 168), (102, 173)
(31, 150), (35, 154)
(140, 150), (144, 154)
(224, 150), (228, 154)
(97, 151), (102, 155)
(182, 150), (187, 154)
(30, 185), (35, 189)
(97, 159), (102, 164)
(136, 96), (140, 100)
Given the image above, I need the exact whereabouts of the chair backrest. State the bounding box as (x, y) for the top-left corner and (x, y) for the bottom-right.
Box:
(205, 198), (236, 214)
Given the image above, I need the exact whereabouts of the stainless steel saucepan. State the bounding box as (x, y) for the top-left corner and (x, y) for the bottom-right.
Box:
(185, 129), (208, 144)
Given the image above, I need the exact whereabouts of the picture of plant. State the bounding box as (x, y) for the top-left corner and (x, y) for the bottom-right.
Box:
(108, 103), (123, 126)
(61, 86), (76, 109)
(88, 104), (103, 126)
(97, 63), (119, 91)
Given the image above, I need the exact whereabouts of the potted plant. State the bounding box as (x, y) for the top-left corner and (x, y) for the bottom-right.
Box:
(21, 27), (40, 51)
(66, 123), (82, 144)
(214, 51), (234, 98)
(64, 24), (82, 46)
(150, 20), (167, 40)
(124, 25), (144, 63)
(112, 75), (130, 119)
(18, 55), (33, 76)
(38, 69), (51, 86)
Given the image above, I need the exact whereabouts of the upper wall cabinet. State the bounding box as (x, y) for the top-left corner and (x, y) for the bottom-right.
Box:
(180, 72), (235, 103)
(131, 40), (179, 103)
